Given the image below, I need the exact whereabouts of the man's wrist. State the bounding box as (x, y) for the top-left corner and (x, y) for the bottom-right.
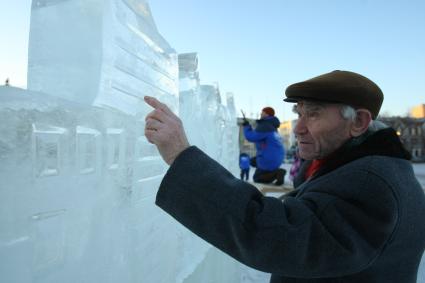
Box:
(166, 144), (190, 165)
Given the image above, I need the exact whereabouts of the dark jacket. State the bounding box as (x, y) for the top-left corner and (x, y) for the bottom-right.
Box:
(156, 128), (425, 282)
(243, 116), (285, 171)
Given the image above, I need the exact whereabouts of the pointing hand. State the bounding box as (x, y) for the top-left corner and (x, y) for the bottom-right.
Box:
(144, 96), (190, 165)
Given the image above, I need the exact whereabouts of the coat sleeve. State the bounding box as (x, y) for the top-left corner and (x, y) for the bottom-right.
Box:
(156, 146), (398, 278)
(243, 125), (269, 142)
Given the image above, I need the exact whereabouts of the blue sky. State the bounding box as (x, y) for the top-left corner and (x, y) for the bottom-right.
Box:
(1, 0), (424, 120)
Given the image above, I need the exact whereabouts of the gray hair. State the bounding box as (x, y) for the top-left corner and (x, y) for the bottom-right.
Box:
(340, 105), (357, 122)
(340, 104), (388, 131)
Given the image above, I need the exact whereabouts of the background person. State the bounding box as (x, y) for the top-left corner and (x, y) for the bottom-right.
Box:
(239, 152), (251, 181)
(288, 146), (302, 184)
(144, 70), (425, 282)
(243, 106), (286, 185)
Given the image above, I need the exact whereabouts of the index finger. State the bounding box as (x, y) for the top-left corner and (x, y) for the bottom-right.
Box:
(144, 96), (177, 118)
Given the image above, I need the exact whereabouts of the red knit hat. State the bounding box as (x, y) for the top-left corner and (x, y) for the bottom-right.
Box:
(262, 107), (275, 116)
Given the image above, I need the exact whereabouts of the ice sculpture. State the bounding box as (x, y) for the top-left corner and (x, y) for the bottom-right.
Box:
(0, 0), (247, 282)
(178, 53), (239, 174)
(223, 92), (240, 173)
(178, 53), (204, 149)
(28, 0), (178, 116)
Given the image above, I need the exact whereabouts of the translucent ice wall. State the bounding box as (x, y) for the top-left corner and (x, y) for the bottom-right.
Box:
(178, 52), (203, 149)
(0, 0), (247, 282)
(28, 0), (178, 115)
(223, 91), (240, 173)
(178, 53), (239, 173)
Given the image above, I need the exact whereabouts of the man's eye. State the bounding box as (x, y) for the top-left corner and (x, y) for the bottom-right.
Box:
(307, 111), (320, 119)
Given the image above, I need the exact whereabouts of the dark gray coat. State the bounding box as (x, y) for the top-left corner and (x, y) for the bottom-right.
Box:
(156, 128), (425, 282)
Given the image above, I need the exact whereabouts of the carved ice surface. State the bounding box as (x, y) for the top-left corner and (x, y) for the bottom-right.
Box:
(0, 0), (258, 282)
(28, 0), (178, 116)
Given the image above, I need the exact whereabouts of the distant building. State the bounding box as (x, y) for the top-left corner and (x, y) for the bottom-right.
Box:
(278, 120), (297, 150)
(410, 104), (425, 118)
(379, 117), (425, 162)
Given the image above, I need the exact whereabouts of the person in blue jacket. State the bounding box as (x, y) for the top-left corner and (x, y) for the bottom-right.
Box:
(239, 153), (251, 181)
(242, 107), (286, 185)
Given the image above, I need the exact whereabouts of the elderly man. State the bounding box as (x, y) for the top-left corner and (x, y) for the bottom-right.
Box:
(144, 70), (425, 282)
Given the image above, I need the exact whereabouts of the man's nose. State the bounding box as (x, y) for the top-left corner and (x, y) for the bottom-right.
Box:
(294, 117), (307, 135)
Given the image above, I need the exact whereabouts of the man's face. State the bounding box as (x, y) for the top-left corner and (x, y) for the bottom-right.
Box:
(293, 101), (353, 160)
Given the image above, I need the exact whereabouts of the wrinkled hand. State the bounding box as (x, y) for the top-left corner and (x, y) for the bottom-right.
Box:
(144, 96), (190, 165)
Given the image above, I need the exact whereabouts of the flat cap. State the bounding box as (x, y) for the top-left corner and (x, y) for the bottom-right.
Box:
(284, 70), (384, 119)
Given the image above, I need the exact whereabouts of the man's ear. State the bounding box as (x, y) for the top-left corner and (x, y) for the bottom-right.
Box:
(350, 109), (372, 137)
